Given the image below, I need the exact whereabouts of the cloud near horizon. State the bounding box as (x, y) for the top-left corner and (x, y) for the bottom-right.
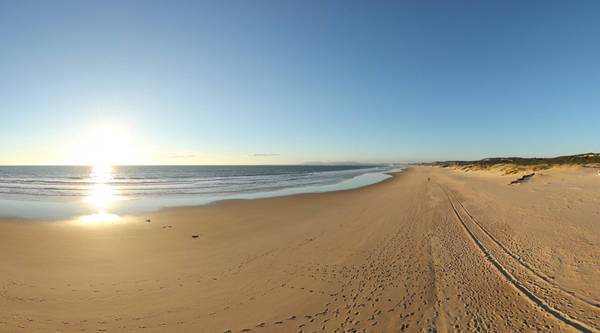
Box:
(253, 153), (281, 157)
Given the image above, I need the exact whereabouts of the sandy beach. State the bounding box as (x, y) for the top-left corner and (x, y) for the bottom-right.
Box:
(1, 166), (599, 332)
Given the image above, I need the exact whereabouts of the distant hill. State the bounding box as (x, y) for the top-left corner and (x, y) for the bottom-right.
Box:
(301, 161), (386, 167)
(431, 153), (600, 175)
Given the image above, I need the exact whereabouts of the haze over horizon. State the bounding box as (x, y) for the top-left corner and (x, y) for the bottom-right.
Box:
(2, 1), (599, 165)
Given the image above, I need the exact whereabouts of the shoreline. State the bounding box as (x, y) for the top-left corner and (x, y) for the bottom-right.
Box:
(1, 166), (598, 332)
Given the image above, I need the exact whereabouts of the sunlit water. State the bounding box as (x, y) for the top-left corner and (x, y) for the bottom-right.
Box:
(0, 165), (403, 221)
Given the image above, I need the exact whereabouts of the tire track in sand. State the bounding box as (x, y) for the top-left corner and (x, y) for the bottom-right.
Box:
(441, 185), (597, 333)
(454, 197), (600, 310)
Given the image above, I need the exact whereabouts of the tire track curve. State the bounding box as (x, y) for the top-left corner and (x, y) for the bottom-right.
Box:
(455, 198), (600, 309)
(440, 185), (597, 333)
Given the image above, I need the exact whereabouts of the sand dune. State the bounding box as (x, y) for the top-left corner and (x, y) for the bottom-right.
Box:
(1, 166), (598, 332)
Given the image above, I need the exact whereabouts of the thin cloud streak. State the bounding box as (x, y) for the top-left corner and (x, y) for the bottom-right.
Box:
(253, 153), (280, 157)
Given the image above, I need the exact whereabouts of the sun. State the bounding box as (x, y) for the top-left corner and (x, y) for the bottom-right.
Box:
(72, 123), (138, 166)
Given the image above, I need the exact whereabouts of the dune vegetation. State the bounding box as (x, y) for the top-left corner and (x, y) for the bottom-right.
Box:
(433, 153), (600, 175)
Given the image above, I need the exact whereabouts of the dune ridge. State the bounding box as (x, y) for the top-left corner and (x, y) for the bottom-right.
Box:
(433, 152), (600, 175)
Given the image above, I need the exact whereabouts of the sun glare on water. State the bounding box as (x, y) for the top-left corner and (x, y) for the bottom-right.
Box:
(81, 163), (123, 224)
(87, 164), (116, 204)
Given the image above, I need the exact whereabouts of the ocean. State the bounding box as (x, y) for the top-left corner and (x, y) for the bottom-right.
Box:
(0, 165), (402, 220)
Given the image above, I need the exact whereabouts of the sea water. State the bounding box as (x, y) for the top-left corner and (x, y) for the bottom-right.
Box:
(0, 165), (403, 220)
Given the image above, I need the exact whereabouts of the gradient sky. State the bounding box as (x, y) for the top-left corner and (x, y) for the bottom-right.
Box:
(1, 1), (599, 165)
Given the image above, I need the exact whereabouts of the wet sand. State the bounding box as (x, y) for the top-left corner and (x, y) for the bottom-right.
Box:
(1, 166), (599, 332)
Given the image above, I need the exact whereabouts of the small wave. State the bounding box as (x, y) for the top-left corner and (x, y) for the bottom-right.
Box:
(0, 165), (399, 201)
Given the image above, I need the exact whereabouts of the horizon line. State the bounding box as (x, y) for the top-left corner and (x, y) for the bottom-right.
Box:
(0, 163), (405, 167)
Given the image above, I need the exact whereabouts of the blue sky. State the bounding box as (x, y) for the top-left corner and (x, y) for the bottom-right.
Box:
(1, 1), (599, 164)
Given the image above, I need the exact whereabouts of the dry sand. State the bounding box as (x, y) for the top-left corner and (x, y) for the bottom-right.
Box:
(1, 166), (599, 332)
